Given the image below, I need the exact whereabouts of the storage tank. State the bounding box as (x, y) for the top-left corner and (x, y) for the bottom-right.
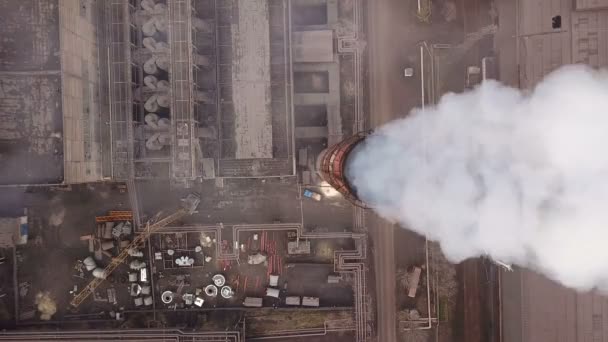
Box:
(317, 131), (370, 206)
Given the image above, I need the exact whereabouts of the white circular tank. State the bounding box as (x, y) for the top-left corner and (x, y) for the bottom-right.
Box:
(92, 268), (107, 279)
(220, 286), (233, 299)
(161, 291), (174, 304)
(205, 284), (218, 297)
(212, 274), (226, 287)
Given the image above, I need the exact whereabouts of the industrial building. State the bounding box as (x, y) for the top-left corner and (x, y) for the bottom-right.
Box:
(0, 0), (369, 341)
(0, 0), (103, 185)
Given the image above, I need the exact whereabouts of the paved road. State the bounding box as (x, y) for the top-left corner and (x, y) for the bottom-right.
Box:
(367, 0), (411, 340)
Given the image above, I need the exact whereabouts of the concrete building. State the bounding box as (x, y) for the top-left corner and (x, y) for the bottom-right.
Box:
(292, 0), (342, 148)
(215, 0), (295, 178)
(497, 1), (608, 341)
(289, 0), (365, 188)
(0, 0), (104, 185)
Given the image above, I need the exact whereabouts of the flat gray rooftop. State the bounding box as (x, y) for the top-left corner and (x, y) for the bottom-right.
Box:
(0, 0), (63, 185)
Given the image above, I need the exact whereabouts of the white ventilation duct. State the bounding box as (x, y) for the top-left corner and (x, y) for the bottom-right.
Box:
(143, 57), (158, 75)
(144, 75), (158, 90)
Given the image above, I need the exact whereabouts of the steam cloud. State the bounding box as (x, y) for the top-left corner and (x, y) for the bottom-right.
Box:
(348, 65), (608, 291)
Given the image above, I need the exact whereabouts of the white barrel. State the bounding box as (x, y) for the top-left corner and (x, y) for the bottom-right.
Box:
(83, 256), (96, 271)
(92, 268), (107, 279)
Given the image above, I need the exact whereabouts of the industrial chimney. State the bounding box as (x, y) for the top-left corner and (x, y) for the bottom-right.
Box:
(317, 131), (369, 207)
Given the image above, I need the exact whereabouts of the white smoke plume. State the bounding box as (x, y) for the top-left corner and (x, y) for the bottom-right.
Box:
(348, 65), (608, 291)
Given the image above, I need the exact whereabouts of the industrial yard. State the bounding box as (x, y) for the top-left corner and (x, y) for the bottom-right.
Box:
(2, 0), (591, 341)
(0, 0), (371, 340)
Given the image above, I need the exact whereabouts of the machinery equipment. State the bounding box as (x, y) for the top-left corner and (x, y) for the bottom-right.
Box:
(70, 194), (200, 308)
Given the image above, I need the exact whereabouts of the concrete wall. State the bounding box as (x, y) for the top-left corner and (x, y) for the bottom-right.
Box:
(59, 0), (103, 183)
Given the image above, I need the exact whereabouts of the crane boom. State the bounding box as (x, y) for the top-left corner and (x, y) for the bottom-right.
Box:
(70, 194), (200, 308)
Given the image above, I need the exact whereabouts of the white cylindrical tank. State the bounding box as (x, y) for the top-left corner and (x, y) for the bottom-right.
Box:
(83, 256), (96, 271)
(220, 286), (233, 299)
(161, 291), (174, 304)
(212, 274), (226, 287)
(205, 285), (218, 297)
(92, 268), (107, 279)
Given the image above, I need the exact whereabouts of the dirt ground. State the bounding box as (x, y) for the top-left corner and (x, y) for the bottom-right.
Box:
(10, 183), (130, 322)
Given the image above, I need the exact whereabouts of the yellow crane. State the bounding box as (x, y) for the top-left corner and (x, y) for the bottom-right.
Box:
(70, 194), (200, 308)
